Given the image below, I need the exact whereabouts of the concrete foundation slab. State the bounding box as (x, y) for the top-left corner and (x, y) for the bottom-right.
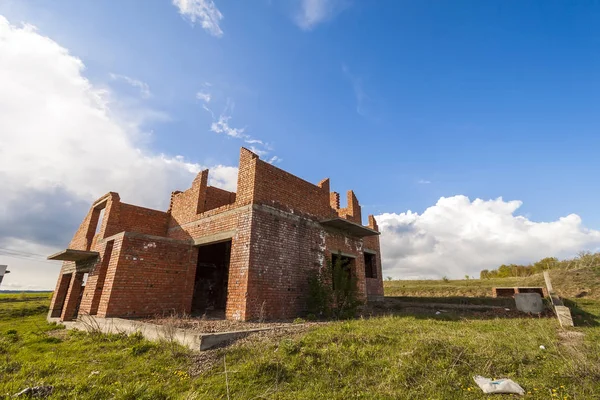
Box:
(48, 315), (291, 351)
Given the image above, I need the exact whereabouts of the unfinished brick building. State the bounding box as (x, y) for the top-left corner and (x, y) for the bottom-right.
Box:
(48, 148), (383, 321)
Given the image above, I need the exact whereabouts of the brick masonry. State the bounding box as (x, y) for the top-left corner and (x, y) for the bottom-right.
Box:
(49, 147), (384, 321)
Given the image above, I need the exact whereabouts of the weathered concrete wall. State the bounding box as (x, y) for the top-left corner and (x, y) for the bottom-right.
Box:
(515, 293), (544, 313)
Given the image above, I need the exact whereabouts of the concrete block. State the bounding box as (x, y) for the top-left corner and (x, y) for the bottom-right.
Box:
(554, 306), (574, 327)
(515, 293), (544, 313)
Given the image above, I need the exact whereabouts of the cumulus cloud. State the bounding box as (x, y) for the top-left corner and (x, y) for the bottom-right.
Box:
(295, 0), (347, 30)
(0, 15), (237, 289)
(376, 196), (600, 280)
(172, 0), (223, 37)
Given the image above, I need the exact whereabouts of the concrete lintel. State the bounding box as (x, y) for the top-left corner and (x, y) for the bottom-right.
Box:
(98, 232), (192, 246)
(194, 230), (237, 246)
(321, 217), (380, 237)
(47, 249), (99, 262)
(363, 248), (377, 255)
(332, 251), (356, 259)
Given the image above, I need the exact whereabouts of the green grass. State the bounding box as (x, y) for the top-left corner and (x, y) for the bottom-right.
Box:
(1, 291), (599, 399)
(0, 293), (194, 399)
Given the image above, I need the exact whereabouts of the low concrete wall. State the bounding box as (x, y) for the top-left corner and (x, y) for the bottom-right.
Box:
(48, 315), (278, 351)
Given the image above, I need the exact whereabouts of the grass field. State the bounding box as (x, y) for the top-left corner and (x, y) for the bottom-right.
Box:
(384, 267), (600, 300)
(1, 277), (600, 399)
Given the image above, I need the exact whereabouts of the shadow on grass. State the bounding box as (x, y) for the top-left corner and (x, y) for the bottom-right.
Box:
(563, 298), (599, 327)
(365, 296), (556, 322)
(387, 296), (515, 307)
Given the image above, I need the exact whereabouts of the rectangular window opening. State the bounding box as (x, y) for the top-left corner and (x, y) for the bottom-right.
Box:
(331, 253), (354, 291)
(94, 207), (105, 235)
(364, 252), (377, 279)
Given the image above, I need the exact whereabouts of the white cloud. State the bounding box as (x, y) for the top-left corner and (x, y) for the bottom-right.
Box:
(109, 73), (151, 98)
(267, 155), (282, 164)
(196, 91), (211, 103)
(172, 0), (223, 37)
(418, 179), (431, 184)
(295, 0), (346, 30)
(376, 196), (600, 280)
(210, 113), (246, 139)
(248, 146), (268, 157)
(0, 15), (238, 289)
(203, 100), (279, 160)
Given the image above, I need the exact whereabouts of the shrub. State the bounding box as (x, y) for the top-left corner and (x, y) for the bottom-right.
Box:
(307, 252), (363, 320)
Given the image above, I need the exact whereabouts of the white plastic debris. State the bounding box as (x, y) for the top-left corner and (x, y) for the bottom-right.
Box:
(539, 345), (546, 350)
(473, 376), (525, 395)
(505, 308), (511, 311)
(435, 311), (441, 315)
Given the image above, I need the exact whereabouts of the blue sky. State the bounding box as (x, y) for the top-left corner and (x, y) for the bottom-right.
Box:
(2, 0), (600, 287)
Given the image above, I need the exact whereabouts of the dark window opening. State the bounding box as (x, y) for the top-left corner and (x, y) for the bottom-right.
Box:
(364, 252), (377, 278)
(86, 201), (107, 250)
(331, 253), (354, 291)
(191, 240), (232, 316)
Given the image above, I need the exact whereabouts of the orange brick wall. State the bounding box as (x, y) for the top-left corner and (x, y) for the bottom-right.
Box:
(50, 147), (383, 322)
(363, 216), (384, 298)
(101, 233), (196, 318)
(245, 205), (326, 319)
(204, 186), (236, 211)
(253, 157), (333, 219)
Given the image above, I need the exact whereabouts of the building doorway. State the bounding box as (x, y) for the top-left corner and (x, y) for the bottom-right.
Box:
(191, 240), (232, 316)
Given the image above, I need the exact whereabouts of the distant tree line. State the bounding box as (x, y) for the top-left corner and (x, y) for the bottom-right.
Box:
(480, 251), (600, 279)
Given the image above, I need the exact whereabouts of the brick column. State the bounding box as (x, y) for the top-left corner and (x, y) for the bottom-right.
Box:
(89, 241), (114, 315)
(60, 272), (84, 321)
(49, 273), (72, 318)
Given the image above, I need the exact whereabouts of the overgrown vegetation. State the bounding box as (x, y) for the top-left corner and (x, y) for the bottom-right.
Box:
(307, 253), (362, 319)
(480, 251), (600, 278)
